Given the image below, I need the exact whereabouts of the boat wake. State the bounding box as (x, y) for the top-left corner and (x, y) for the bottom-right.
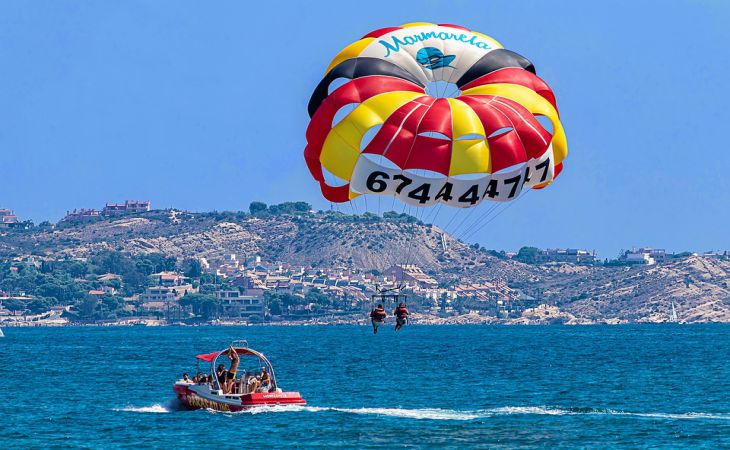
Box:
(211, 405), (730, 421)
(239, 405), (481, 420)
(115, 399), (184, 414)
(116, 402), (730, 422)
(485, 406), (730, 421)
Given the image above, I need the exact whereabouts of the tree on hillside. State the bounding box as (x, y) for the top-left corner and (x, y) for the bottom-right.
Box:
(268, 202), (312, 215)
(179, 293), (221, 320)
(515, 246), (540, 264)
(267, 295), (284, 316)
(673, 251), (694, 259)
(183, 258), (202, 278)
(40, 260), (54, 273)
(92, 251), (135, 276)
(264, 291), (304, 316)
(136, 253), (177, 274)
(89, 251), (168, 294)
(305, 288), (331, 309)
(382, 211), (421, 224)
(27, 297), (54, 314)
(79, 297), (99, 319)
(66, 261), (88, 278)
(1, 298), (27, 313)
(37, 282), (64, 301)
(99, 295), (126, 319)
(249, 202), (268, 215)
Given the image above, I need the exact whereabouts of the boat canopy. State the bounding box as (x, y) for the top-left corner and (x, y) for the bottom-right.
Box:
(196, 347), (261, 362)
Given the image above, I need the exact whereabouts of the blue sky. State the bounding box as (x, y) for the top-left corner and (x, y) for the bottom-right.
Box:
(1, 1), (728, 258)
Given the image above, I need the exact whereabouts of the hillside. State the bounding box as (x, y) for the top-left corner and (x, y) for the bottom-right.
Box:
(534, 257), (730, 323)
(0, 209), (533, 283)
(2, 208), (729, 323)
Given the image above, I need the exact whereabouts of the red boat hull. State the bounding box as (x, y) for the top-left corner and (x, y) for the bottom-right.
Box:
(174, 383), (306, 412)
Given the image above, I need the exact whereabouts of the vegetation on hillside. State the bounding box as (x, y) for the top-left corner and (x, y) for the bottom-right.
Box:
(0, 252), (176, 320)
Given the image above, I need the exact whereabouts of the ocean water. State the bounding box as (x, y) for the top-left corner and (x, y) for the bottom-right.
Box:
(2, 324), (730, 448)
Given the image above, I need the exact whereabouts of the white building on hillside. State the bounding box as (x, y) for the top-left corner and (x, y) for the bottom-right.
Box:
(214, 290), (264, 320)
(622, 248), (667, 265)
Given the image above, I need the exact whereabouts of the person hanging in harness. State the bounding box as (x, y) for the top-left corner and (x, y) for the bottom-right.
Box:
(370, 304), (387, 334)
(393, 302), (409, 331)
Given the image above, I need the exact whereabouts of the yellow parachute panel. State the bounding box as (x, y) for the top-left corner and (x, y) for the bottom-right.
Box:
(320, 91), (423, 180)
(447, 98), (491, 176)
(461, 83), (567, 165)
(325, 38), (375, 74)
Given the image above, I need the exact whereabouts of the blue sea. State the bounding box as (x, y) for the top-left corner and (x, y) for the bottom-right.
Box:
(2, 325), (730, 448)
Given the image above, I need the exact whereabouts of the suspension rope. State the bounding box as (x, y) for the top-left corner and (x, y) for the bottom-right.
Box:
(462, 189), (532, 242)
(454, 201), (503, 242)
(447, 202), (479, 238)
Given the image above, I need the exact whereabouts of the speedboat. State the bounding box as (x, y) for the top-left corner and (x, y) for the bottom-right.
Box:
(173, 340), (305, 412)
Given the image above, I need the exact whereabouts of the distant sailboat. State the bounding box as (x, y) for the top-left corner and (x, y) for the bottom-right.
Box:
(0, 328), (4, 338)
(670, 302), (679, 323)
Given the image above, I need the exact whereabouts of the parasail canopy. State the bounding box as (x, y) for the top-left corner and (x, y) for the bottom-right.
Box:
(305, 23), (567, 208)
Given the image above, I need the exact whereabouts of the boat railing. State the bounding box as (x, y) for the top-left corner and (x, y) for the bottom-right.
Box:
(206, 340), (279, 393)
(230, 339), (249, 349)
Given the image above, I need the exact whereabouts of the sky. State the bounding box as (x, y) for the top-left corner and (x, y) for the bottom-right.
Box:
(1, 0), (729, 258)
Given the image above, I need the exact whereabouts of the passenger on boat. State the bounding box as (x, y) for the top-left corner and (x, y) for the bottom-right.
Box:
(393, 303), (409, 331)
(216, 363), (227, 387)
(247, 374), (261, 393)
(193, 372), (203, 383)
(370, 304), (387, 334)
(182, 373), (192, 383)
(216, 364), (234, 393)
(224, 348), (240, 394)
(260, 367), (272, 392)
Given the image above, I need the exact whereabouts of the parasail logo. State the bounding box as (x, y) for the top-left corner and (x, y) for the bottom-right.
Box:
(416, 47), (455, 70)
(379, 30), (493, 57)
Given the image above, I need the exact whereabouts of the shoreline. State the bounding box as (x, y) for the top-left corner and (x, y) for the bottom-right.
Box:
(0, 322), (714, 327)
(0, 301), (693, 327)
(1, 317), (704, 327)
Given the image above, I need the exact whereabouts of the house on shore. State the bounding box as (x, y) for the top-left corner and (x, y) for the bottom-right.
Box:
(60, 209), (101, 222)
(102, 200), (151, 216)
(0, 209), (26, 229)
(620, 248), (668, 265)
(383, 264), (439, 289)
(214, 290), (264, 320)
(59, 200), (151, 223)
(139, 272), (197, 310)
(534, 248), (597, 264)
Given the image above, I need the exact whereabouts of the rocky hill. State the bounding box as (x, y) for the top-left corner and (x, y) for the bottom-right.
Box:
(0, 209), (532, 281)
(532, 257), (730, 323)
(1, 208), (729, 323)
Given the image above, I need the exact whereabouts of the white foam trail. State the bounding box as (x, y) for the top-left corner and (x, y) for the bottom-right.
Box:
(116, 404), (171, 414)
(488, 406), (569, 416)
(115, 398), (182, 414)
(603, 410), (730, 421)
(225, 405), (479, 420)
(118, 402), (730, 422)
(242, 405), (730, 421)
(484, 406), (730, 421)
(322, 407), (481, 421)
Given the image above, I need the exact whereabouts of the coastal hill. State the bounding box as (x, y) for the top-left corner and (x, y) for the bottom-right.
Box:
(535, 257), (730, 323)
(0, 207), (532, 282)
(1, 205), (729, 323)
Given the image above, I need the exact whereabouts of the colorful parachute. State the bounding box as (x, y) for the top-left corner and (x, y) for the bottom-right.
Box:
(305, 23), (567, 208)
